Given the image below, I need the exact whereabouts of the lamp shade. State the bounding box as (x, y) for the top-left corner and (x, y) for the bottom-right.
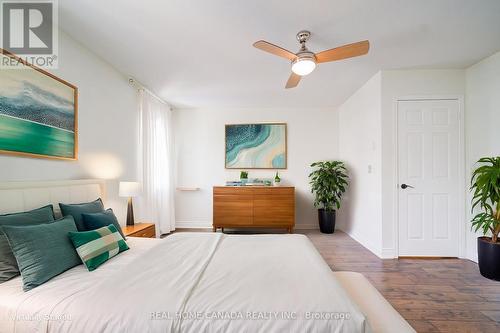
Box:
(119, 182), (141, 197)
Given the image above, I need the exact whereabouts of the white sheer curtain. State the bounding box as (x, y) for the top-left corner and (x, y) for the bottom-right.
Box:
(137, 89), (175, 235)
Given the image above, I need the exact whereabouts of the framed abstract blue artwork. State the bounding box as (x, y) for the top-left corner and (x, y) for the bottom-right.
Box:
(225, 123), (287, 169)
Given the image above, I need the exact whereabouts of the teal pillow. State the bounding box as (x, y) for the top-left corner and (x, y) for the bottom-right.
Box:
(69, 224), (129, 272)
(2, 216), (81, 291)
(0, 205), (55, 283)
(82, 208), (126, 239)
(59, 198), (104, 231)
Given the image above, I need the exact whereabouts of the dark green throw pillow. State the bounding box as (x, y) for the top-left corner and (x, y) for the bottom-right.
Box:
(69, 224), (129, 272)
(59, 198), (104, 231)
(82, 208), (126, 239)
(2, 216), (81, 291)
(0, 205), (55, 283)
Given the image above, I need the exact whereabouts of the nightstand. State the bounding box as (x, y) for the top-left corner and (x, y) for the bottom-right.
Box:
(123, 223), (156, 238)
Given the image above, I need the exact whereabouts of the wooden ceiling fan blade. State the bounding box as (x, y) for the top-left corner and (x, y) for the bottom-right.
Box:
(315, 40), (370, 63)
(285, 72), (301, 89)
(253, 40), (297, 61)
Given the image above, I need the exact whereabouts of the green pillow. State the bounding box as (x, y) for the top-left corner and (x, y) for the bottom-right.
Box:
(2, 216), (81, 291)
(59, 198), (104, 231)
(0, 205), (55, 283)
(82, 208), (126, 239)
(69, 224), (129, 272)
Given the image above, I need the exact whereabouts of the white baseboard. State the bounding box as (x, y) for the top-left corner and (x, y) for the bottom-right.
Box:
(338, 228), (382, 258)
(466, 251), (478, 263)
(380, 248), (397, 259)
(175, 221), (211, 229)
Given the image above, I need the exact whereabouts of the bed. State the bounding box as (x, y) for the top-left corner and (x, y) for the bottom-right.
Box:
(0, 180), (415, 333)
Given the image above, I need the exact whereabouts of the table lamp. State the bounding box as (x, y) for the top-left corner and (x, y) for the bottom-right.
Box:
(119, 181), (141, 226)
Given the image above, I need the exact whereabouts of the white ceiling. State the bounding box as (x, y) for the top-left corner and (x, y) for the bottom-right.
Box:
(59, 0), (500, 108)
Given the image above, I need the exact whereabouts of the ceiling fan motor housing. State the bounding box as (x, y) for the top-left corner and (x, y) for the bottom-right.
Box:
(292, 51), (316, 64)
(296, 30), (311, 43)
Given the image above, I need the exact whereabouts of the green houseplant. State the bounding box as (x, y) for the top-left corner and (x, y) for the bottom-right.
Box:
(309, 161), (348, 233)
(240, 171), (248, 185)
(471, 156), (500, 280)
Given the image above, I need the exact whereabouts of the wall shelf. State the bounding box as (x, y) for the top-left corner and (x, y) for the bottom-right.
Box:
(176, 187), (200, 191)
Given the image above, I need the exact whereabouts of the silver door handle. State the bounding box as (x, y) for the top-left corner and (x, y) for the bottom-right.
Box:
(401, 184), (414, 189)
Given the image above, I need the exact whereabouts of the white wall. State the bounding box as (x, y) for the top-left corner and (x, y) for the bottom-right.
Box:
(338, 69), (466, 258)
(337, 72), (383, 256)
(465, 51), (500, 262)
(173, 107), (338, 229)
(0, 31), (139, 224)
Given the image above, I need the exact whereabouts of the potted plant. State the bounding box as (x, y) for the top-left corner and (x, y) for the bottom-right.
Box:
(274, 171), (281, 186)
(240, 171), (248, 185)
(309, 161), (348, 234)
(471, 156), (500, 281)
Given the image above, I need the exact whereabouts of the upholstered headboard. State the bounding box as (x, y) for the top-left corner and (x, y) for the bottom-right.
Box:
(0, 179), (106, 217)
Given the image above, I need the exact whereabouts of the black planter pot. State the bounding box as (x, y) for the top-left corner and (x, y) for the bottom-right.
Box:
(318, 209), (336, 234)
(478, 237), (500, 281)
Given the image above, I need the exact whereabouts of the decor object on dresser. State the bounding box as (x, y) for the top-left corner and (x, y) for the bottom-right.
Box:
(225, 123), (287, 169)
(123, 222), (156, 238)
(213, 186), (295, 232)
(240, 170), (248, 184)
(0, 50), (78, 160)
(119, 181), (141, 226)
(274, 171), (281, 186)
(470, 156), (500, 281)
(309, 161), (348, 234)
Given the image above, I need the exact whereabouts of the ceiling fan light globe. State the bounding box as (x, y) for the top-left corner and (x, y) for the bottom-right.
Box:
(291, 58), (316, 76)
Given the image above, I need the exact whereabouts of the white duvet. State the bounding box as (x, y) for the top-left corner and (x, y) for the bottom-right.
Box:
(0, 233), (371, 333)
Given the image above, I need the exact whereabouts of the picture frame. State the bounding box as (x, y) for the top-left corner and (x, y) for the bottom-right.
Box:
(225, 122), (287, 169)
(0, 49), (78, 160)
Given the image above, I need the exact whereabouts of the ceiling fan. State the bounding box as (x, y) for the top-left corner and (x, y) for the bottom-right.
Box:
(253, 31), (370, 89)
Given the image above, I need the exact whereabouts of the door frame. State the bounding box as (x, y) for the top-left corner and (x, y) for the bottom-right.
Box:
(392, 95), (466, 258)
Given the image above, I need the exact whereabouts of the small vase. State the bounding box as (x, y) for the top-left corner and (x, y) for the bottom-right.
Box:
(241, 178), (248, 185)
(274, 181), (281, 187)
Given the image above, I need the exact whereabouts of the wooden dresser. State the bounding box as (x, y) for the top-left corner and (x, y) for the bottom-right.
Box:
(213, 186), (295, 233)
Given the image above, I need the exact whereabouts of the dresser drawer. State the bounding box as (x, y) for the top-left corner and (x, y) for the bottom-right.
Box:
(254, 194), (295, 226)
(124, 223), (156, 238)
(251, 187), (294, 196)
(129, 227), (155, 238)
(213, 187), (254, 195)
(213, 194), (253, 225)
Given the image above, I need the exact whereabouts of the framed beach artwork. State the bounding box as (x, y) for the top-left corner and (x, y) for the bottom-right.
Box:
(225, 123), (287, 169)
(0, 50), (78, 160)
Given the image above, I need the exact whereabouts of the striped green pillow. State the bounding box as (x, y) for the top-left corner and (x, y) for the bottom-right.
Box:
(68, 225), (129, 271)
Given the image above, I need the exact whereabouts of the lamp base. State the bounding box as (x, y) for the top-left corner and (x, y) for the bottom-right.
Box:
(126, 197), (135, 226)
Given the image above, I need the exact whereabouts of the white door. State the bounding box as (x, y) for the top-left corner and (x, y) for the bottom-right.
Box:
(398, 99), (460, 257)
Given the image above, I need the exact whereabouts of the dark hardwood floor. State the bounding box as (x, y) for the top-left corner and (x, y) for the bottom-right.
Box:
(302, 230), (500, 333)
